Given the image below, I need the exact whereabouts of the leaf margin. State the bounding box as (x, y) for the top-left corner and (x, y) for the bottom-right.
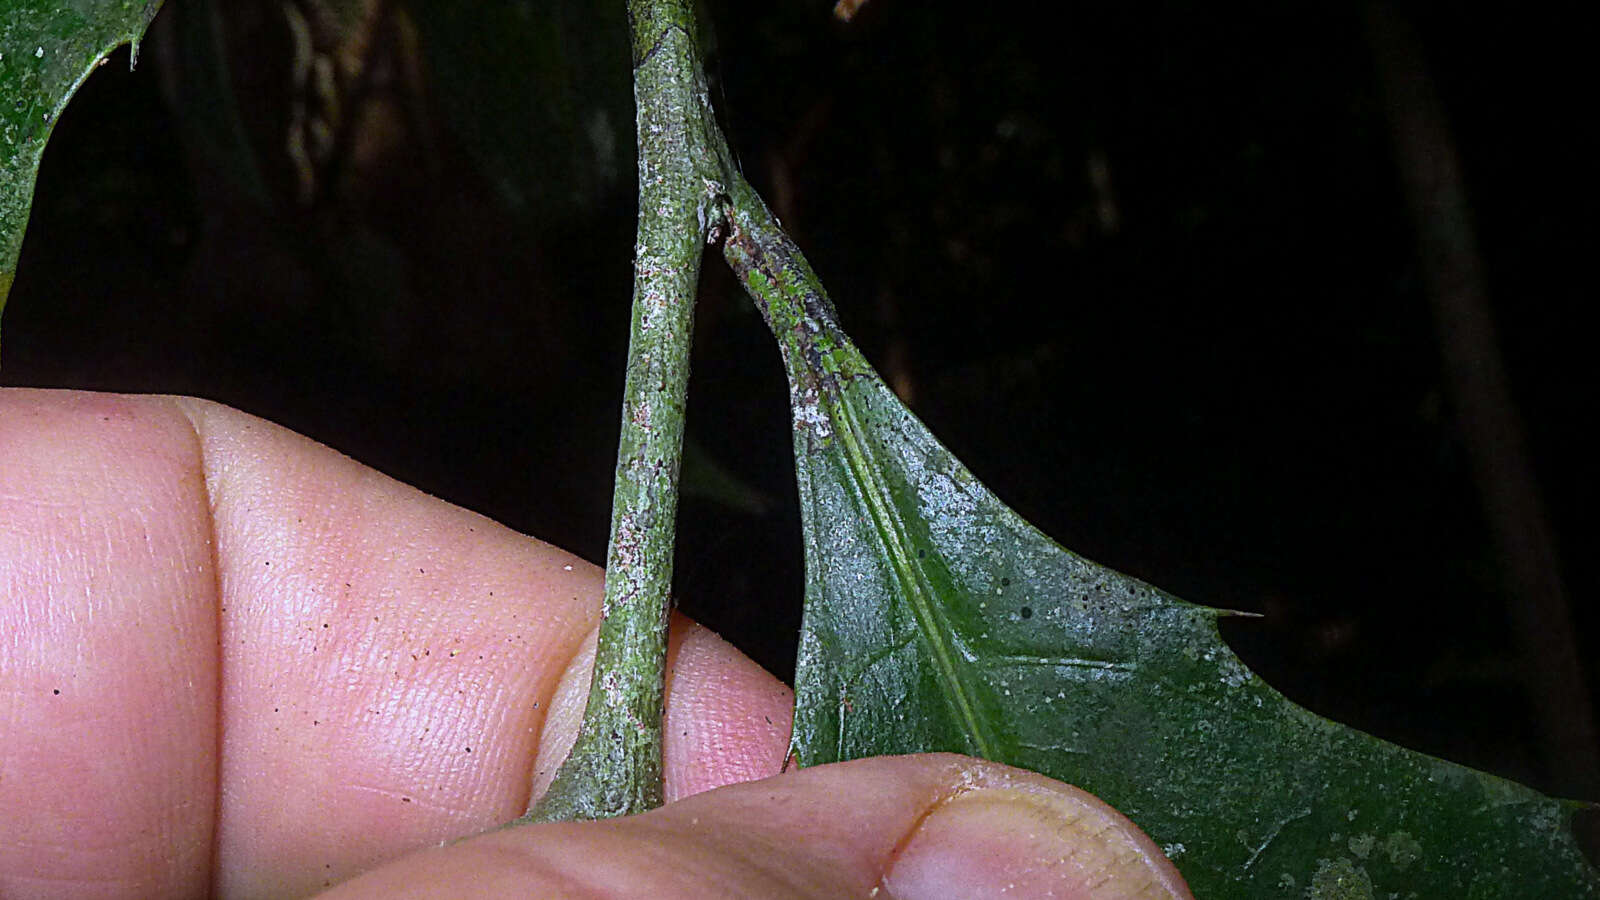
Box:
(0, 0), (166, 352)
(720, 174), (1600, 898)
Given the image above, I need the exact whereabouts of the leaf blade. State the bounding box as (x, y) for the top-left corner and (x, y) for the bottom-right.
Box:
(827, 381), (1002, 759)
(0, 0), (164, 342)
(722, 177), (1600, 898)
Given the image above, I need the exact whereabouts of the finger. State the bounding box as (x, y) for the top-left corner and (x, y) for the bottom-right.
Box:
(1, 390), (220, 898)
(0, 389), (792, 899)
(533, 613), (796, 807)
(177, 394), (795, 896)
(319, 753), (1194, 900)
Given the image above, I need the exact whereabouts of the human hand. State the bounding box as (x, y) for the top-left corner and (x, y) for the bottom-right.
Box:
(1, 389), (1190, 898)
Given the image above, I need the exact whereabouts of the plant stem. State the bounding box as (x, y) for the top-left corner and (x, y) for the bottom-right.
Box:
(520, 0), (732, 823)
(1366, 0), (1599, 798)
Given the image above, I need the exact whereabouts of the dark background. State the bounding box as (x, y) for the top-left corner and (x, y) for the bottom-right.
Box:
(4, 0), (1594, 808)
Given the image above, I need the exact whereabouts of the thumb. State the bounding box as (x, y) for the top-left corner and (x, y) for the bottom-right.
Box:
(317, 753), (1193, 899)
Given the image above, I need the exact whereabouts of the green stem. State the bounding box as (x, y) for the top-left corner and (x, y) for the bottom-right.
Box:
(721, 182), (1001, 760)
(520, 0), (733, 823)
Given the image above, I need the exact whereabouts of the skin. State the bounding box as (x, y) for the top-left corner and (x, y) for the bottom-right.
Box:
(0, 388), (1190, 899)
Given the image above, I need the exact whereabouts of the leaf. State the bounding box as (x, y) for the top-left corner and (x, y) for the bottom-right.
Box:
(721, 178), (1600, 898)
(0, 0), (164, 346)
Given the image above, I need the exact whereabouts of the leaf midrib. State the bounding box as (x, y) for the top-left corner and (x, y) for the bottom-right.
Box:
(825, 380), (1000, 759)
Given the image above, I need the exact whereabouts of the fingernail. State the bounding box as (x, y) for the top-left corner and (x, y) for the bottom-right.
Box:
(877, 785), (1192, 900)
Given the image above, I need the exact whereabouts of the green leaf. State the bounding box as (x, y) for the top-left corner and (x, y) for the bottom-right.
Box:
(721, 177), (1600, 899)
(0, 0), (164, 349)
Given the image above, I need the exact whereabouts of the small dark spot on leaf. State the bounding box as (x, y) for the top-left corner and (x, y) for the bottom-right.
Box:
(1001, 577), (1011, 587)
(1020, 606), (1033, 619)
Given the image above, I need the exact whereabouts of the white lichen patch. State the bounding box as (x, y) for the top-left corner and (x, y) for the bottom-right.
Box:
(1307, 857), (1374, 900)
(1381, 831), (1422, 870)
(791, 387), (833, 441)
(1215, 649), (1252, 689)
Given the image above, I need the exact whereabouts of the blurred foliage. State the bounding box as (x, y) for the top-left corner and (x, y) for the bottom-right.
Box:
(406, 0), (629, 219)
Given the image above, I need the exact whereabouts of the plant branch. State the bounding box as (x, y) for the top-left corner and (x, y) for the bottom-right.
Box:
(1366, 0), (1598, 799)
(519, 0), (733, 823)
